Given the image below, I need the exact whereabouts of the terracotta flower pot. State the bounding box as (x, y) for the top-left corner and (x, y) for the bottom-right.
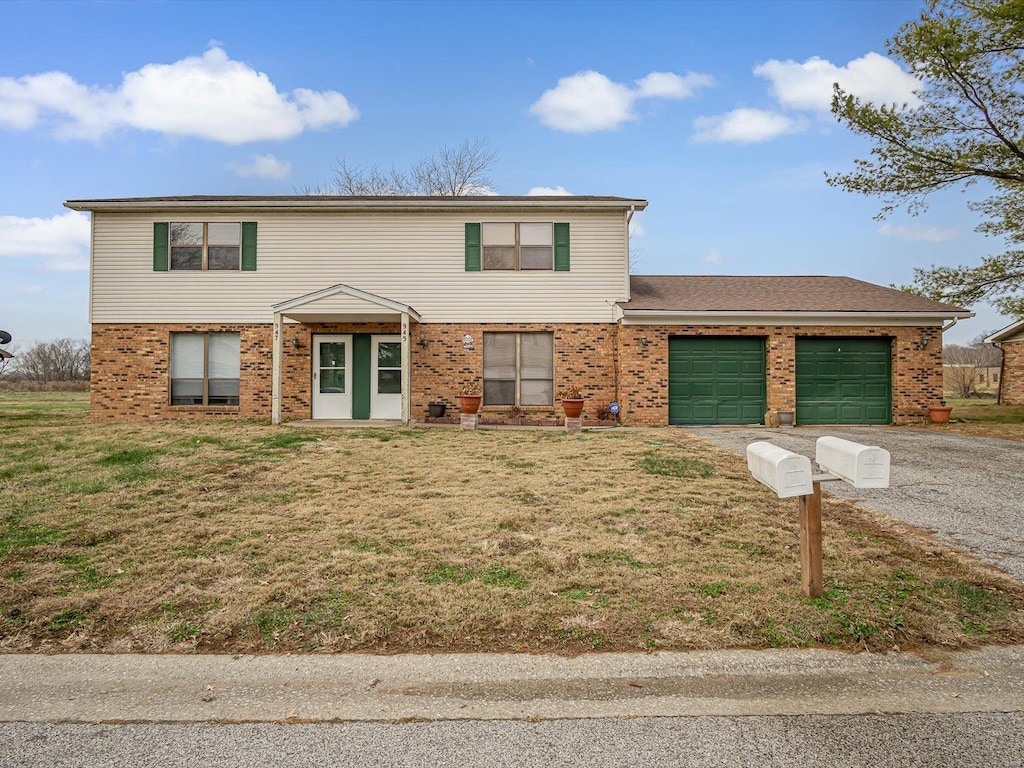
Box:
(459, 395), (482, 415)
(561, 398), (585, 419)
(928, 405), (952, 424)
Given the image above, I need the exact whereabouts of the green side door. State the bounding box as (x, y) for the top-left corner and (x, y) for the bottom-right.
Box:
(795, 337), (892, 424)
(668, 337), (766, 425)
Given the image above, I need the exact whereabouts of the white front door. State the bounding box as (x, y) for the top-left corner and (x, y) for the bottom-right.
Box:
(371, 335), (402, 420)
(312, 335), (353, 419)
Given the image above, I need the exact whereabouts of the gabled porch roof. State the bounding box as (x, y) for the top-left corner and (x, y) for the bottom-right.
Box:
(273, 283), (422, 323)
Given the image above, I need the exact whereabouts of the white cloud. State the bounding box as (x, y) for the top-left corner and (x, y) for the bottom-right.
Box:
(692, 108), (801, 144)
(16, 284), (44, 294)
(629, 220), (646, 238)
(530, 69), (714, 133)
(754, 52), (920, 114)
(702, 248), (724, 264)
(0, 47), (359, 144)
(877, 222), (959, 242)
(0, 211), (90, 271)
(527, 185), (572, 196)
(635, 71), (715, 99)
(229, 153), (293, 179)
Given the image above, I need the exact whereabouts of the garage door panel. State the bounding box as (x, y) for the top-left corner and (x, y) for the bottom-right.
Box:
(669, 337), (766, 425)
(796, 337), (891, 425)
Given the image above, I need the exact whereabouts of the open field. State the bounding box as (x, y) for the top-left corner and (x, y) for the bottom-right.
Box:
(927, 397), (1024, 442)
(2, 390), (1023, 654)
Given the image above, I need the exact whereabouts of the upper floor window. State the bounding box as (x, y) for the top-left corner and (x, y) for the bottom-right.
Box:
(153, 222), (257, 272)
(171, 223), (241, 270)
(482, 222), (553, 270)
(465, 222), (569, 272)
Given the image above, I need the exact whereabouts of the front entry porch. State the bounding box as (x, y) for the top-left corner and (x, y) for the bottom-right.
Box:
(270, 284), (422, 425)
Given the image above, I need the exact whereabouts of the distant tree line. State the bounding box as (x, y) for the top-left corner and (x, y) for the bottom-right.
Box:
(0, 338), (90, 382)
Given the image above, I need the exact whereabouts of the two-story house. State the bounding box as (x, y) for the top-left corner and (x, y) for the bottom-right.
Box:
(65, 195), (971, 426)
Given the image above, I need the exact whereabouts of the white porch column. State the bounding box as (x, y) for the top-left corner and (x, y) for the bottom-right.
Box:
(401, 312), (411, 425)
(271, 311), (283, 425)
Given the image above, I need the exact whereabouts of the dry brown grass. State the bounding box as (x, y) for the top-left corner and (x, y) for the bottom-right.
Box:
(3, 390), (1023, 654)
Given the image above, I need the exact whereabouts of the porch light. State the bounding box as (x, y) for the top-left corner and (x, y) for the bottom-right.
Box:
(291, 336), (302, 349)
(419, 335), (429, 349)
(640, 336), (649, 348)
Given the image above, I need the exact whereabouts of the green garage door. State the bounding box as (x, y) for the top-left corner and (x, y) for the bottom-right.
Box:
(796, 338), (892, 424)
(669, 337), (766, 425)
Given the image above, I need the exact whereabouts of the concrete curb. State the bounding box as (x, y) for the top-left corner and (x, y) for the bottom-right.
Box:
(3, 646), (1023, 723)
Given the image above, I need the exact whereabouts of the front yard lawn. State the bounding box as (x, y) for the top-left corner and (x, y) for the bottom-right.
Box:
(2, 390), (1023, 653)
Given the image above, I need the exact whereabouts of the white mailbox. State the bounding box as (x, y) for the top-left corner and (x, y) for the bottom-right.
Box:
(746, 441), (814, 498)
(815, 437), (890, 489)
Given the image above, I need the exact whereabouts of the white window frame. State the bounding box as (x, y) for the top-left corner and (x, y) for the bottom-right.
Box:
(169, 222), (242, 271)
(481, 222), (553, 271)
(483, 332), (554, 407)
(170, 332), (241, 406)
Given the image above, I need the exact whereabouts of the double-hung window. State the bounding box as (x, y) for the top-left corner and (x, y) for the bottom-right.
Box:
(154, 221), (256, 271)
(170, 332), (240, 406)
(483, 332), (553, 406)
(170, 223), (241, 270)
(482, 222), (553, 270)
(465, 222), (568, 271)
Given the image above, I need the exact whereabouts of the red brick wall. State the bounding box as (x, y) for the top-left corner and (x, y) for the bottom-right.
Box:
(92, 322), (943, 424)
(90, 322), (618, 422)
(1001, 341), (1024, 405)
(410, 323), (617, 421)
(616, 324), (942, 426)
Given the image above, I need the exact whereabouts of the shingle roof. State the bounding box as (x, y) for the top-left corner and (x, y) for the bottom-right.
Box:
(622, 275), (970, 314)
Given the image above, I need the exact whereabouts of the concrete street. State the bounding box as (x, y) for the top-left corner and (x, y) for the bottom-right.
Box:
(2, 647), (1024, 766)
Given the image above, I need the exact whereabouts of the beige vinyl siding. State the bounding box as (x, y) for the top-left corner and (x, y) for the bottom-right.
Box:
(91, 210), (629, 324)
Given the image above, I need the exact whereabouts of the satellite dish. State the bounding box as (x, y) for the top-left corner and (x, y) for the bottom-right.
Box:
(0, 330), (11, 345)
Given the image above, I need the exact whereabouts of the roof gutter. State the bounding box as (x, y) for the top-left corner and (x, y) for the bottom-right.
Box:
(619, 309), (974, 326)
(65, 198), (650, 213)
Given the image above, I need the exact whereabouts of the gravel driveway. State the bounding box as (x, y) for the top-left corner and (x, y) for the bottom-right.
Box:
(685, 426), (1024, 582)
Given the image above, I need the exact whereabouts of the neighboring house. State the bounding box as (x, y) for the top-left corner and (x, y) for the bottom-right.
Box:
(942, 365), (1000, 396)
(986, 319), (1024, 405)
(65, 195), (971, 426)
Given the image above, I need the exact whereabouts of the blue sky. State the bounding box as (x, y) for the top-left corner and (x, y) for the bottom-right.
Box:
(0, 0), (1011, 346)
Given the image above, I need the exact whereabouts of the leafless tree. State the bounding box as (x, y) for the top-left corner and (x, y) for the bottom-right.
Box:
(301, 139), (498, 197)
(944, 333), (1002, 397)
(0, 345), (15, 380)
(14, 338), (90, 382)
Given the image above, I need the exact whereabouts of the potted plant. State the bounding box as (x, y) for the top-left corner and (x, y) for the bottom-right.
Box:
(928, 400), (953, 424)
(557, 384), (585, 419)
(458, 383), (482, 415)
(428, 402), (447, 418)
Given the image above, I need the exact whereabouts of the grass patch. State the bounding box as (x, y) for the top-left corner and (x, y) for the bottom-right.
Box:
(2, 390), (1023, 654)
(97, 448), (159, 466)
(637, 450), (715, 478)
(930, 398), (1024, 441)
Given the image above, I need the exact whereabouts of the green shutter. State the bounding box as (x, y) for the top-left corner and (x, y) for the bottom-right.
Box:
(241, 222), (258, 271)
(352, 334), (371, 420)
(465, 223), (481, 271)
(554, 223), (570, 271)
(153, 222), (169, 271)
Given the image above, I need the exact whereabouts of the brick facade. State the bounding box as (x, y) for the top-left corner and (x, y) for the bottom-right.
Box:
(616, 324), (942, 426)
(1000, 341), (1024, 405)
(91, 321), (942, 425)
